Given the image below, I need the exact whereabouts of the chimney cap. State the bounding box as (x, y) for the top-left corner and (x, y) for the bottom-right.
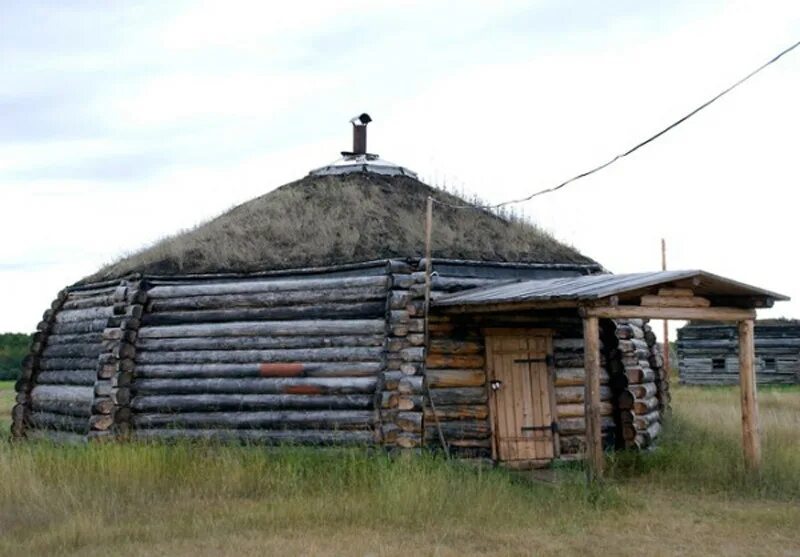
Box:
(350, 113), (372, 126)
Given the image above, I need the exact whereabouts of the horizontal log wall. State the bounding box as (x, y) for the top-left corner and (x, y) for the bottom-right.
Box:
(130, 272), (391, 445)
(677, 324), (800, 385)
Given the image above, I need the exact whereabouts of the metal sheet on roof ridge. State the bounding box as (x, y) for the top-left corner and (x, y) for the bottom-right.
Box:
(434, 270), (789, 306)
(309, 154), (418, 178)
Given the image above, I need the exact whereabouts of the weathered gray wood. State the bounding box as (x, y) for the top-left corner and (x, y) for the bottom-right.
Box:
(620, 409), (661, 429)
(134, 429), (374, 445)
(425, 369), (485, 388)
(51, 319), (109, 335)
(26, 429), (87, 444)
(555, 385), (611, 404)
(558, 416), (615, 434)
(135, 346), (384, 365)
(133, 410), (375, 429)
(628, 382), (658, 399)
(141, 302), (386, 325)
(131, 394), (373, 412)
(42, 343), (103, 358)
(31, 385), (94, 404)
(61, 294), (116, 310)
(36, 370), (97, 386)
(148, 286), (388, 312)
(135, 361), (383, 378)
(555, 367), (609, 386)
(147, 275), (389, 299)
(29, 411), (90, 433)
(136, 334), (385, 352)
(428, 387), (487, 406)
(39, 357), (98, 371)
(134, 377), (377, 395)
(138, 319), (386, 339)
(44, 333), (104, 345)
(618, 393), (659, 413)
(54, 306), (114, 323)
(422, 420), (490, 440)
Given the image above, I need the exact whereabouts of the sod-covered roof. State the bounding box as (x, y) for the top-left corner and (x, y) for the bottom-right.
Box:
(86, 172), (595, 282)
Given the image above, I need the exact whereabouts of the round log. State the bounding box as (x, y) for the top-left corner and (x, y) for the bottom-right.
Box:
(133, 428), (374, 445)
(35, 370), (97, 386)
(555, 386), (612, 404)
(148, 286), (387, 312)
(51, 319), (109, 335)
(141, 302), (386, 326)
(31, 385), (94, 404)
(135, 346), (384, 365)
(133, 377), (377, 395)
(133, 410), (375, 430)
(131, 393), (373, 412)
(429, 388), (487, 406)
(138, 319), (386, 339)
(425, 369), (485, 388)
(423, 405), (489, 421)
(147, 275), (389, 299)
(426, 354), (485, 369)
(136, 334), (385, 352)
(29, 411), (90, 434)
(135, 361), (383, 379)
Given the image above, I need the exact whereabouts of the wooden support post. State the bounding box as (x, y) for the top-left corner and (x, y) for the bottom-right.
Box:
(582, 315), (603, 481)
(661, 238), (670, 379)
(738, 319), (761, 474)
(424, 196), (433, 336)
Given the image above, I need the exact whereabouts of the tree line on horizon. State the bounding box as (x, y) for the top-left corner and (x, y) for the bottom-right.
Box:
(0, 333), (30, 381)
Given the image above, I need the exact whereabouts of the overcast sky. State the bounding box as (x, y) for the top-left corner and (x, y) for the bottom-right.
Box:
(1, 0), (798, 334)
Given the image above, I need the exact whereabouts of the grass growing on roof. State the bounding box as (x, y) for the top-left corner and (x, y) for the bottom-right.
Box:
(86, 174), (593, 282)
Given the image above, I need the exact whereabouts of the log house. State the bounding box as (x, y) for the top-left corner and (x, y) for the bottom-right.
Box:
(12, 116), (788, 479)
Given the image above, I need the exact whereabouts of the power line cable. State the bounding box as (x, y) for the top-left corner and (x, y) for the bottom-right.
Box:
(433, 38), (800, 210)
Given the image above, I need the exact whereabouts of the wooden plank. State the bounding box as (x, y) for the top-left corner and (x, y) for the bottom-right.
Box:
(583, 316), (603, 481)
(640, 295), (710, 308)
(738, 319), (762, 473)
(657, 288), (694, 297)
(545, 335), (560, 458)
(485, 335), (498, 461)
(585, 305), (756, 321)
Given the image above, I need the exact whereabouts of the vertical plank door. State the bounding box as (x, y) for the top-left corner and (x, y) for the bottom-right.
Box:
(486, 332), (556, 464)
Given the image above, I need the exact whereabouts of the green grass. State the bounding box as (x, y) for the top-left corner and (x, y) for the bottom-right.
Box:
(0, 381), (13, 433)
(0, 384), (798, 556)
(608, 385), (800, 499)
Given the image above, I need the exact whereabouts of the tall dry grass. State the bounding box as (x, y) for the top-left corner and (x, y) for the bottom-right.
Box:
(0, 383), (798, 556)
(608, 385), (800, 499)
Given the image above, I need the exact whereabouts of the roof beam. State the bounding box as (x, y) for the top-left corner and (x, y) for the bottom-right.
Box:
(582, 305), (756, 321)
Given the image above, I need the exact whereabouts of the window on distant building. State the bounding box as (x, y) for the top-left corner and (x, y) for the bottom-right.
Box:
(712, 358), (726, 371)
(764, 357), (776, 371)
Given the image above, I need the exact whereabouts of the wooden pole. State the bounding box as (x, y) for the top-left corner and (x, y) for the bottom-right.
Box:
(738, 319), (762, 473)
(582, 315), (603, 481)
(423, 196), (449, 456)
(661, 238), (670, 380)
(424, 196), (433, 336)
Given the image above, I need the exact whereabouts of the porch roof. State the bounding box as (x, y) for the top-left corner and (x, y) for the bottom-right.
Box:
(433, 270), (788, 310)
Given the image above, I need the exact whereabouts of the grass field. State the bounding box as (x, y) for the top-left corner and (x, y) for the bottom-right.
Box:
(0, 382), (798, 556)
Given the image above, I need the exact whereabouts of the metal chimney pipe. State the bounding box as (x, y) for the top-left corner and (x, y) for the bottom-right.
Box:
(350, 113), (372, 155)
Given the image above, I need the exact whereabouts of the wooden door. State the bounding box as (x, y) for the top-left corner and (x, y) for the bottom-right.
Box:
(485, 331), (557, 463)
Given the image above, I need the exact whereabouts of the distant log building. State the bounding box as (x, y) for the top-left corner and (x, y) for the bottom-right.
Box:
(677, 320), (800, 385)
(12, 115), (787, 468)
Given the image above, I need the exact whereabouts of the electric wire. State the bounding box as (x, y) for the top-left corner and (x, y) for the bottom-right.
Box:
(432, 39), (800, 210)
